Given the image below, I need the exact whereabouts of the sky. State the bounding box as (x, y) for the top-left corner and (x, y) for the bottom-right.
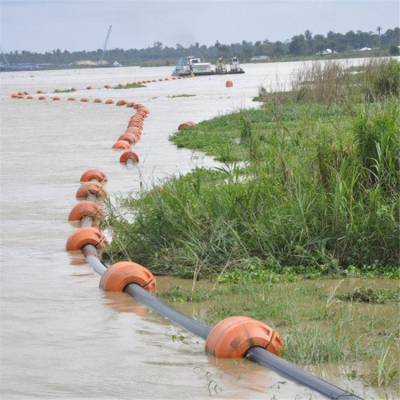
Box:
(0, 0), (399, 53)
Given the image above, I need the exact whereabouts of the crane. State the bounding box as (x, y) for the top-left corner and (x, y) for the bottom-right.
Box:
(99, 25), (112, 65)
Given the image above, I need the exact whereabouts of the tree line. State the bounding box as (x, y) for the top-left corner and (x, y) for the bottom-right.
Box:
(3, 27), (399, 65)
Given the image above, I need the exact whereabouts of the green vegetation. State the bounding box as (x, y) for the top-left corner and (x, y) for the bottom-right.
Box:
(104, 58), (400, 391)
(170, 94), (197, 98)
(336, 287), (400, 303)
(53, 89), (74, 93)
(113, 83), (146, 89)
(159, 279), (399, 387)
(106, 60), (399, 277)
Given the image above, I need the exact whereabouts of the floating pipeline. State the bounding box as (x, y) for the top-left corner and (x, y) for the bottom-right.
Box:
(12, 80), (361, 399)
(64, 166), (363, 400)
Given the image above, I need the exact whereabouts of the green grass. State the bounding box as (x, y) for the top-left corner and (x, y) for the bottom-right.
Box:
(158, 278), (399, 387)
(170, 94), (197, 98)
(113, 83), (146, 89)
(336, 287), (400, 303)
(105, 98), (399, 276)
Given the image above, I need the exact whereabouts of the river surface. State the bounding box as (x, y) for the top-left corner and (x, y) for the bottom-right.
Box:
(0, 60), (387, 399)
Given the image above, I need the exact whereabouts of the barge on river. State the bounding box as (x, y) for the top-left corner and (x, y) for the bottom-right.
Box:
(172, 56), (245, 77)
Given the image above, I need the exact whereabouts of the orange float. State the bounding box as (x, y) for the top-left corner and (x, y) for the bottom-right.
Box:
(80, 168), (108, 183)
(38, 96), (47, 100)
(152, 80), (156, 82)
(178, 121), (196, 130)
(80, 98), (89, 102)
(93, 98), (103, 103)
(127, 102), (135, 108)
(105, 99), (114, 104)
(17, 95), (25, 99)
(68, 201), (104, 221)
(65, 227), (108, 251)
(112, 141), (131, 150)
(205, 316), (283, 359)
(226, 80), (233, 88)
(36, 90), (43, 94)
(104, 84), (111, 89)
(118, 133), (138, 144)
(86, 86), (93, 90)
(118, 83), (125, 87)
(76, 182), (107, 200)
(120, 151), (139, 163)
(68, 97), (76, 101)
(24, 91), (30, 95)
(116, 100), (128, 106)
(54, 89), (60, 93)
(158, 78), (163, 81)
(172, 77), (177, 80)
(99, 261), (156, 292)
(27, 96), (34, 99)
(71, 87), (78, 91)
(11, 93), (18, 98)
(53, 96), (61, 101)
(125, 127), (142, 135)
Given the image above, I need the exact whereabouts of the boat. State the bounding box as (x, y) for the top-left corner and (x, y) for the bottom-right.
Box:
(172, 56), (214, 76)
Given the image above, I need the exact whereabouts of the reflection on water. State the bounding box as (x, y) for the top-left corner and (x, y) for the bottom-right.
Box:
(0, 60), (387, 399)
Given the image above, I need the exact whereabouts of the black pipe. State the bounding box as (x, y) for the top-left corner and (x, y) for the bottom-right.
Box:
(82, 244), (108, 276)
(79, 221), (362, 399)
(124, 283), (212, 340)
(246, 347), (362, 400)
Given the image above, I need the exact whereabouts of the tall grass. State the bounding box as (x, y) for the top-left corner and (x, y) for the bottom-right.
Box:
(106, 97), (399, 276)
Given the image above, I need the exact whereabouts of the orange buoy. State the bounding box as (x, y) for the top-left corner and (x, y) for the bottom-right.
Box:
(112, 140), (131, 150)
(53, 96), (61, 101)
(65, 227), (108, 251)
(38, 96), (47, 100)
(118, 133), (138, 144)
(178, 121), (196, 130)
(105, 99), (114, 104)
(120, 151), (139, 163)
(80, 168), (108, 183)
(11, 93), (18, 98)
(158, 78), (163, 81)
(116, 100), (128, 106)
(76, 182), (107, 200)
(68, 97), (77, 101)
(172, 77), (177, 80)
(17, 95), (25, 99)
(226, 80), (233, 88)
(127, 102), (136, 108)
(54, 89), (60, 93)
(68, 201), (104, 221)
(24, 91), (30, 95)
(93, 98), (103, 103)
(152, 80), (156, 82)
(125, 127), (142, 135)
(71, 87), (78, 92)
(104, 84), (111, 89)
(165, 78), (169, 81)
(80, 98), (89, 102)
(36, 90), (43, 94)
(86, 86), (93, 90)
(118, 83), (125, 88)
(99, 261), (156, 292)
(27, 96), (34, 99)
(205, 316), (283, 359)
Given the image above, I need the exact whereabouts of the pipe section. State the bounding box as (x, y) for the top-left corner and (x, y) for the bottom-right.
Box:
(246, 347), (362, 400)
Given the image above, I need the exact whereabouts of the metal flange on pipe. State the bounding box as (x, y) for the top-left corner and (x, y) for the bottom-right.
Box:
(65, 169), (363, 400)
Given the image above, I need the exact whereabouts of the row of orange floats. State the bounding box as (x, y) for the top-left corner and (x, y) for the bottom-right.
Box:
(112, 102), (151, 165)
(49, 74), (196, 94)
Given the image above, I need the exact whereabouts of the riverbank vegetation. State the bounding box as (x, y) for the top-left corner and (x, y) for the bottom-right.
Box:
(104, 59), (399, 391)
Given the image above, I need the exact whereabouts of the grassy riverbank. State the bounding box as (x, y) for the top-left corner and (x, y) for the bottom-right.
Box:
(104, 59), (399, 391)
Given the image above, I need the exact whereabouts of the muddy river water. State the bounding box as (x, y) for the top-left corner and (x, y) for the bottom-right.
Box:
(0, 60), (389, 399)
